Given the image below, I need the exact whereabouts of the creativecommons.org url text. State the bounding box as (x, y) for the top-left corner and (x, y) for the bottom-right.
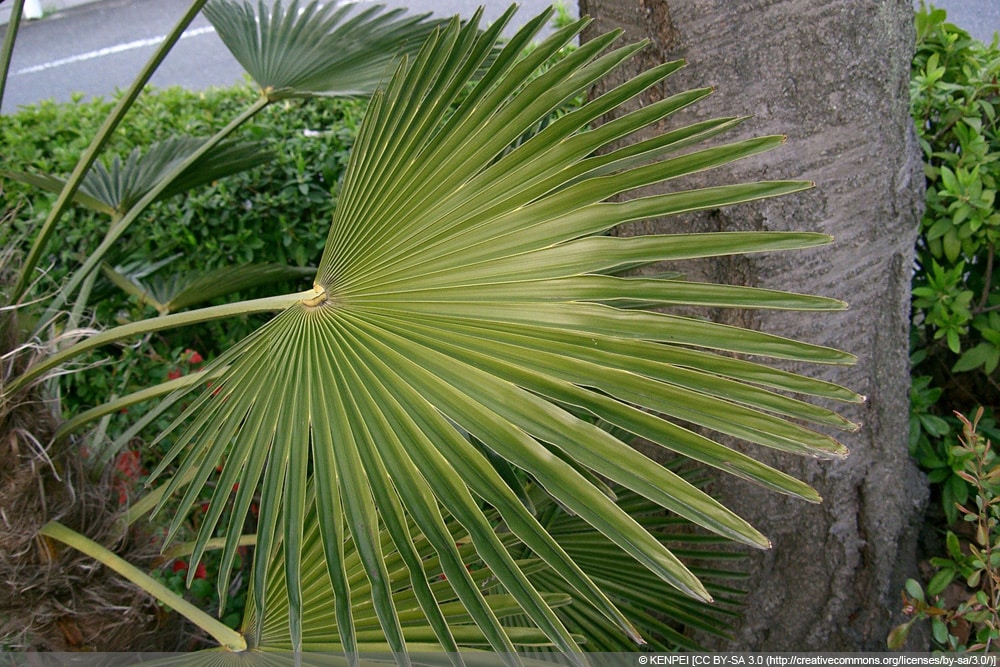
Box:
(636, 656), (998, 667)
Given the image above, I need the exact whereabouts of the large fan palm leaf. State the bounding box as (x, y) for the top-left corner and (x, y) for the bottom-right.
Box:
(138, 5), (860, 653)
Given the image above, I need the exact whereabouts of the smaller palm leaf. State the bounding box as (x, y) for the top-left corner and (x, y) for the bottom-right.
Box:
(204, 0), (445, 100)
(244, 488), (573, 658)
(502, 482), (745, 652)
(245, 481), (738, 656)
(101, 261), (315, 315)
(1, 137), (269, 217)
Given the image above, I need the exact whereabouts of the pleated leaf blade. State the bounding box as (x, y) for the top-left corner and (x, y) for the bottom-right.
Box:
(144, 6), (858, 655)
(204, 0), (445, 100)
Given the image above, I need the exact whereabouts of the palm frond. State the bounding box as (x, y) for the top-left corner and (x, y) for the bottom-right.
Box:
(2, 137), (269, 217)
(242, 490), (569, 659)
(503, 484), (746, 652)
(101, 261), (314, 314)
(140, 6), (859, 653)
(204, 0), (446, 100)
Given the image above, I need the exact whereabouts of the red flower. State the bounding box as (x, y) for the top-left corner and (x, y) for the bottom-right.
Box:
(172, 559), (188, 573)
(186, 350), (204, 365)
(193, 562), (207, 579)
(115, 450), (141, 480)
(114, 450), (140, 504)
(167, 368), (182, 380)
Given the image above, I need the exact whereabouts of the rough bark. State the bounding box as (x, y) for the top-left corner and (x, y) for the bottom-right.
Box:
(578, 0), (927, 650)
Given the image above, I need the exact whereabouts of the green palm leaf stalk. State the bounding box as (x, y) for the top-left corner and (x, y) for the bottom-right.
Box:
(104, 4), (859, 654)
(0, 0), (27, 110)
(100, 260), (315, 315)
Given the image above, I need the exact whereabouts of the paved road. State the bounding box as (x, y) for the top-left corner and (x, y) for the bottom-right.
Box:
(930, 0), (1000, 44)
(0, 0), (997, 115)
(0, 0), (573, 114)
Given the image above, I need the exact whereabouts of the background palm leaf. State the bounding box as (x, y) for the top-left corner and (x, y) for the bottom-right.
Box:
(101, 260), (314, 315)
(204, 0), (445, 100)
(244, 490), (571, 655)
(1, 137), (269, 217)
(243, 480), (740, 655)
(503, 481), (745, 652)
(138, 5), (860, 653)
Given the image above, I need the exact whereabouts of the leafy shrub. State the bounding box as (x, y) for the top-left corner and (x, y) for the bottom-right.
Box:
(910, 2), (1000, 372)
(892, 410), (1000, 651)
(1, 86), (366, 431)
(2, 86), (365, 282)
(910, 3), (1000, 518)
(898, 5), (1000, 650)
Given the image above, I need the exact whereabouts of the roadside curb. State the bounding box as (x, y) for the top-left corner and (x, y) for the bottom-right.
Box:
(1, 0), (103, 27)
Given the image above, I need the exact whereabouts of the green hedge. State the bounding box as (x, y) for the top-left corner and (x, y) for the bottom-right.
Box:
(1, 84), (366, 428)
(2, 85), (365, 279)
(910, 6), (1000, 521)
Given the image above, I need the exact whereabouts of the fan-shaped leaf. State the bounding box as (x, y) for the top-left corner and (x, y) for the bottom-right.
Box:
(102, 261), (314, 314)
(5, 137), (268, 217)
(140, 6), (857, 653)
(204, 0), (445, 100)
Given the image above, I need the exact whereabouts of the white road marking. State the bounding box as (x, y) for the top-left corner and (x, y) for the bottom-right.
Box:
(13, 25), (217, 76)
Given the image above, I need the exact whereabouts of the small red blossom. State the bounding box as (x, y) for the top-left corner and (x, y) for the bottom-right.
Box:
(115, 450), (142, 480)
(193, 562), (207, 579)
(113, 451), (145, 505)
(172, 559), (188, 573)
(167, 368), (182, 381)
(186, 349), (204, 365)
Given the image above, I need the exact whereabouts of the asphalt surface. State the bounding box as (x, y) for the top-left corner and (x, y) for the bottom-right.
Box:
(0, 0), (572, 114)
(0, 0), (997, 114)
(930, 0), (1000, 44)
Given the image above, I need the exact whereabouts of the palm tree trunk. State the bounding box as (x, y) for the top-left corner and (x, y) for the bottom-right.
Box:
(578, 0), (927, 650)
